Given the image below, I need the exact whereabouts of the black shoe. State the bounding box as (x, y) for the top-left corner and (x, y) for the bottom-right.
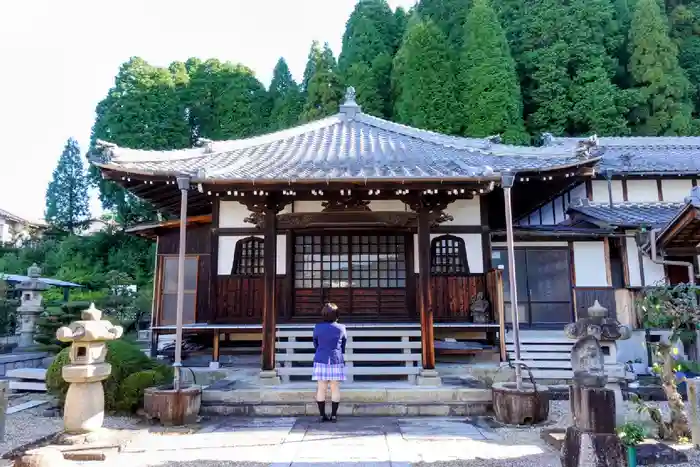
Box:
(330, 415), (337, 423)
(321, 415), (330, 423)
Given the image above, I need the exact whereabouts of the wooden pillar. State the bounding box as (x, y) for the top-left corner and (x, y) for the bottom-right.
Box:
(417, 207), (435, 370)
(261, 204), (277, 372)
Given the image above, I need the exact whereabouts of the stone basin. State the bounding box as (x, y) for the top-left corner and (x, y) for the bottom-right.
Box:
(492, 381), (550, 425)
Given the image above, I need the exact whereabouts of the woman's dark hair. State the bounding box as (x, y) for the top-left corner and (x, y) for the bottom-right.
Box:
(321, 302), (339, 323)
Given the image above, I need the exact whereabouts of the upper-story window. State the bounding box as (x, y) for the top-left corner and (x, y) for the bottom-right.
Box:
(231, 237), (264, 275)
(430, 235), (469, 275)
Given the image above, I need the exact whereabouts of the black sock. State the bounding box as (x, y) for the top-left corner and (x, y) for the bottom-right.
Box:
(316, 401), (326, 417)
(331, 402), (339, 417)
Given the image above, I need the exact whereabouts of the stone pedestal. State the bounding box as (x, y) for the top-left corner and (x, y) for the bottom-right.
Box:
(562, 386), (625, 467)
(259, 370), (281, 386)
(417, 369), (442, 386)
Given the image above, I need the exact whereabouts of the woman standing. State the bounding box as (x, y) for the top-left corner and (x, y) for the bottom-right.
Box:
(312, 303), (347, 422)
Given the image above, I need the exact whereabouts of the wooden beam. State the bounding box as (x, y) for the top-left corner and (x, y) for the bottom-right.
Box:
(622, 179), (629, 202)
(261, 203), (278, 372)
(657, 179), (664, 201)
(603, 237), (612, 287)
(210, 200), (220, 323)
(417, 207), (435, 370)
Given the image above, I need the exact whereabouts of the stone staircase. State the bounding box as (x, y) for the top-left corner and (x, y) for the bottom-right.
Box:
(7, 367), (47, 392)
(201, 382), (492, 417)
(275, 325), (422, 383)
(506, 331), (573, 381)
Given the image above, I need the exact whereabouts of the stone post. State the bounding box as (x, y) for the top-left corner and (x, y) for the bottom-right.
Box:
(0, 380), (7, 442)
(56, 304), (123, 434)
(687, 378), (700, 448)
(15, 264), (48, 350)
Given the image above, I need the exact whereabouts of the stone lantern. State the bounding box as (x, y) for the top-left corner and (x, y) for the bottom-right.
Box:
(16, 263), (49, 349)
(56, 303), (123, 434)
(561, 300), (632, 467)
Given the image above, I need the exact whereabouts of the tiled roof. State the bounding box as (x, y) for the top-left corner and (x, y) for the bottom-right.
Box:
(542, 135), (700, 175)
(567, 199), (685, 228)
(90, 89), (599, 183)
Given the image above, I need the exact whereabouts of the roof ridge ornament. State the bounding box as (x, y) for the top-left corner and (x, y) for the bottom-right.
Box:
(93, 140), (118, 162)
(339, 87), (361, 119)
(196, 138), (214, 154)
(576, 134), (599, 159)
(685, 186), (700, 206)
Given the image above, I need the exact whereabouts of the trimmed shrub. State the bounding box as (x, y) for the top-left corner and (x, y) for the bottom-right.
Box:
(116, 369), (173, 413)
(47, 339), (169, 412)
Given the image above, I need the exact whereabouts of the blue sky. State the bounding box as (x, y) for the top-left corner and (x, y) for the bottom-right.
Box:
(0, 0), (417, 223)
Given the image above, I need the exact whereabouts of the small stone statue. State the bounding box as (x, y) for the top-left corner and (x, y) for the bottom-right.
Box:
(56, 304), (123, 434)
(470, 292), (490, 324)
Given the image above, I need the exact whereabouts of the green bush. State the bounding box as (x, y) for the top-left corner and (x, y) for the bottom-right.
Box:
(47, 339), (170, 412)
(116, 368), (173, 413)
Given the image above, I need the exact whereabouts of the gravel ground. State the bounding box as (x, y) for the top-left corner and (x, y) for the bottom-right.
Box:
(6, 396), (700, 467)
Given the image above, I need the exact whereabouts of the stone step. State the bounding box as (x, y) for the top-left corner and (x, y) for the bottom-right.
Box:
(6, 368), (47, 381)
(201, 385), (492, 417)
(9, 381), (47, 392)
(201, 401), (490, 417)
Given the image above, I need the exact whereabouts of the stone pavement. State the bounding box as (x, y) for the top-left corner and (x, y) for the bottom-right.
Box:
(92, 416), (557, 467)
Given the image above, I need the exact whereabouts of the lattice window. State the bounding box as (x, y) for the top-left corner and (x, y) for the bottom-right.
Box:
(232, 237), (264, 275)
(430, 235), (469, 275)
(294, 234), (407, 289)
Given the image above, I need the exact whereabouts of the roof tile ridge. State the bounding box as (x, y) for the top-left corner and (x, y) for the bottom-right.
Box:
(205, 115), (342, 154)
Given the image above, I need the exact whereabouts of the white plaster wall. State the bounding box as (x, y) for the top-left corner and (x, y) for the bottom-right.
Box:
(218, 234), (286, 275)
(219, 201), (249, 228)
(625, 235), (643, 287)
(642, 255), (666, 286)
(573, 241), (608, 287)
(540, 206), (555, 225)
(413, 233), (484, 274)
(368, 200), (406, 211)
(591, 180), (624, 203)
(554, 197), (565, 223)
(626, 180), (659, 202)
(661, 179), (693, 202)
(570, 183), (587, 201)
(293, 201), (323, 212)
(442, 198), (481, 226)
(492, 241), (568, 248)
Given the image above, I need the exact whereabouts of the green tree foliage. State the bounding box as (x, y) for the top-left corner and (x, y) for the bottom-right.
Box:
(90, 57), (190, 226)
(45, 138), (90, 233)
(498, 0), (630, 136)
(339, 0), (400, 117)
(268, 58), (303, 130)
(392, 20), (459, 133)
(300, 42), (344, 122)
(186, 59), (271, 140)
(628, 0), (695, 135)
(91, 57), (270, 226)
(459, 0), (527, 143)
(415, 0), (471, 50)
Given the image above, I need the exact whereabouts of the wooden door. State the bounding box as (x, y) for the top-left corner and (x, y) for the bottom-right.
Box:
(293, 233), (408, 321)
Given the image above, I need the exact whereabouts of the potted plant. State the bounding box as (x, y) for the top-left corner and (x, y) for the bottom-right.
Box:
(617, 422), (646, 467)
